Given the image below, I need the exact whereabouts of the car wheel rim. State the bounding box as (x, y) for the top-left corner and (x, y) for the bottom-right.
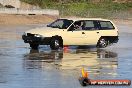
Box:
(99, 39), (107, 47)
(55, 40), (59, 47)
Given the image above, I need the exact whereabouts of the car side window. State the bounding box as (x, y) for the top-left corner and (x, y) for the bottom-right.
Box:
(82, 21), (98, 30)
(68, 21), (84, 31)
(51, 20), (64, 28)
(99, 21), (115, 30)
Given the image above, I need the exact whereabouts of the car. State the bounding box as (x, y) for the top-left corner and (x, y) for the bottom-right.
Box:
(22, 18), (119, 50)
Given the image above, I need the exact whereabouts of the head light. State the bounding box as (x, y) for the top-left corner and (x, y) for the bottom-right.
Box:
(34, 34), (42, 37)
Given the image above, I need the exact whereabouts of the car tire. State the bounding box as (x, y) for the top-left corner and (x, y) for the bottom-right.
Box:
(29, 43), (39, 50)
(97, 38), (108, 48)
(50, 38), (61, 50)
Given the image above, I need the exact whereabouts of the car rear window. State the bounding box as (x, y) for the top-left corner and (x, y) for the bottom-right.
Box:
(99, 21), (115, 30)
(83, 21), (98, 30)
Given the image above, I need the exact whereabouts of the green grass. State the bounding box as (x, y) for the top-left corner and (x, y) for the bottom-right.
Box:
(20, 0), (132, 18)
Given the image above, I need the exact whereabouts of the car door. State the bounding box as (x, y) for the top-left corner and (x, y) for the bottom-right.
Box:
(82, 20), (100, 45)
(62, 21), (88, 45)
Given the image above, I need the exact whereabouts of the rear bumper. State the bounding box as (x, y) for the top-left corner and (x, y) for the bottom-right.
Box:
(110, 36), (119, 43)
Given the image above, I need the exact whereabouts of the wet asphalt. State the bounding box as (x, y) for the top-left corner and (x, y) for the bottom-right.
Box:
(0, 23), (132, 88)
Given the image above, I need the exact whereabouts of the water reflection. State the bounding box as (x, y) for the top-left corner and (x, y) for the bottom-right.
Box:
(24, 48), (118, 77)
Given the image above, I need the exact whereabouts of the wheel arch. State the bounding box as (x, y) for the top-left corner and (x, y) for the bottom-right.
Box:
(97, 36), (107, 44)
(97, 36), (119, 45)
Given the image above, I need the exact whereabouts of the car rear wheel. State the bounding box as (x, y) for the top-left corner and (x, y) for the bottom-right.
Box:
(97, 38), (108, 48)
(29, 43), (39, 50)
(50, 38), (61, 50)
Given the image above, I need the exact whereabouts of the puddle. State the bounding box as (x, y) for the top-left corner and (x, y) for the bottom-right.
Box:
(24, 48), (118, 78)
(0, 24), (132, 88)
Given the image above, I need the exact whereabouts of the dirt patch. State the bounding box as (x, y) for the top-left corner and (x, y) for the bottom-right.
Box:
(0, 14), (57, 26)
(0, 14), (131, 26)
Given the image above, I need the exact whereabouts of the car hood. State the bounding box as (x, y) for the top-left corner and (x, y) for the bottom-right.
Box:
(25, 27), (62, 35)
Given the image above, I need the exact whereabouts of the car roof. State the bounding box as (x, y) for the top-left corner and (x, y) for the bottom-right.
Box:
(59, 18), (111, 22)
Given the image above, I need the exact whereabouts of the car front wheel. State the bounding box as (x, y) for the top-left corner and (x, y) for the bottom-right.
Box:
(97, 38), (108, 48)
(50, 38), (60, 50)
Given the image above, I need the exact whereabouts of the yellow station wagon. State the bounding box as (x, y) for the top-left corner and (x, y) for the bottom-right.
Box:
(22, 18), (119, 50)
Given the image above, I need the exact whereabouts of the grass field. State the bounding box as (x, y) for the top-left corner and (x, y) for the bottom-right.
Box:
(20, 0), (132, 19)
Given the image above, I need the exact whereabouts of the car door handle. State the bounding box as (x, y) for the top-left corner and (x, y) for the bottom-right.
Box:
(82, 32), (85, 34)
(97, 32), (99, 34)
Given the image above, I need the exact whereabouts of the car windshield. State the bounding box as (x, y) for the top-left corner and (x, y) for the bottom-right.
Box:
(47, 19), (73, 29)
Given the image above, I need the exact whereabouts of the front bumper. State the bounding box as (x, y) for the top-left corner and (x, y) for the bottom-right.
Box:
(22, 35), (42, 43)
(22, 34), (51, 45)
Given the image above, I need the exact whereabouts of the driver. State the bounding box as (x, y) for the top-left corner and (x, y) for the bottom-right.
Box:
(74, 21), (83, 31)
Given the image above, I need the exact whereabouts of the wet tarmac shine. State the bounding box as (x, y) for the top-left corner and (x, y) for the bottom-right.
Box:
(0, 24), (132, 88)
